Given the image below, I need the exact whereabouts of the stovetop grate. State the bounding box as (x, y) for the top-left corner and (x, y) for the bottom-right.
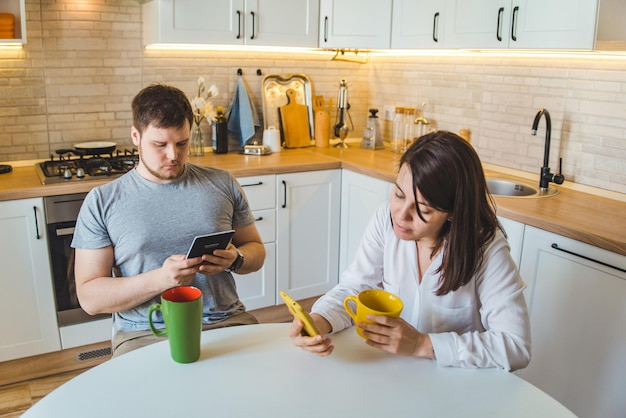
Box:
(35, 150), (139, 185)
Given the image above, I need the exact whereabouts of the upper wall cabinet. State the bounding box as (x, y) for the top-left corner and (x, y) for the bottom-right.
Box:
(142, 0), (319, 47)
(595, 0), (626, 50)
(319, 0), (392, 49)
(0, 0), (26, 44)
(391, 0), (448, 48)
(444, 0), (598, 50)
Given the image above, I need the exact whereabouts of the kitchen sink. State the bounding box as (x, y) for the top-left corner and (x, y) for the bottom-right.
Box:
(486, 178), (559, 198)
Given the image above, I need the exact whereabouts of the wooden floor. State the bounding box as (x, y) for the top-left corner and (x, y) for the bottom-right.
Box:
(0, 370), (83, 417)
(0, 297), (317, 416)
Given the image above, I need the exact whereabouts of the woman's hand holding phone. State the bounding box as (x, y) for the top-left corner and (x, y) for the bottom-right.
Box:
(287, 314), (335, 357)
(280, 290), (320, 336)
(280, 291), (335, 356)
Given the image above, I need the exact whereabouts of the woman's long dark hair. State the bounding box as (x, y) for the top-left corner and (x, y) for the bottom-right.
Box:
(399, 131), (500, 295)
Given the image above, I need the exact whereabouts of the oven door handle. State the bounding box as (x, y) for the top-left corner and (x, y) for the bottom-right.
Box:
(56, 226), (75, 236)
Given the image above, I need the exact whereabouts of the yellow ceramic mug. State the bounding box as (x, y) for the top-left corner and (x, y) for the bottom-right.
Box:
(344, 289), (403, 339)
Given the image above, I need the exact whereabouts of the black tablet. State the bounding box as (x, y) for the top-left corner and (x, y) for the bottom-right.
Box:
(185, 230), (235, 259)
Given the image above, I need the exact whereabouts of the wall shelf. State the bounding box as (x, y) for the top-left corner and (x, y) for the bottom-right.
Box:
(0, 0), (26, 44)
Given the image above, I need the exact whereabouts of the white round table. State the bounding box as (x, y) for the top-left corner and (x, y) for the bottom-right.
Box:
(23, 323), (575, 417)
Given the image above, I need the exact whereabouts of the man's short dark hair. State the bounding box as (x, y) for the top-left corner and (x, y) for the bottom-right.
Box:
(132, 84), (193, 134)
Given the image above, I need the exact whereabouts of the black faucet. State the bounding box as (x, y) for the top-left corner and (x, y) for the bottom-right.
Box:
(531, 108), (564, 191)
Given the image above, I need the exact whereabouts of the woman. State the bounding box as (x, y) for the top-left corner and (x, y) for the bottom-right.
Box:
(288, 131), (531, 371)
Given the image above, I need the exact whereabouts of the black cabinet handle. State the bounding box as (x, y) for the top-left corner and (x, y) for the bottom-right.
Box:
(324, 16), (328, 43)
(33, 206), (41, 240)
(281, 180), (287, 208)
(241, 181), (263, 188)
(250, 11), (256, 40)
(433, 12), (439, 42)
(496, 7), (504, 41)
(511, 6), (519, 42)
(551, 243), (625, 273)
(236, 10), (242, 39)
(254, 216), (264, 222)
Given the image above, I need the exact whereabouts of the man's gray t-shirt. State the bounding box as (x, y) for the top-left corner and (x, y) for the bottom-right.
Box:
(71, 164), (255, 332)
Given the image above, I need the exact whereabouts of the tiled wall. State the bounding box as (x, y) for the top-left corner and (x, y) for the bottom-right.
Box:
(369, 54), (626, 194)
(0, 0), (624, 195)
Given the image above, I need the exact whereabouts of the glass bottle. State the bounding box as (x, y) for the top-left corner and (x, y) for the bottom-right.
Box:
(212, 106), (228, 154)
(392, 106), (405, 153)
(403, 107), (416, 150)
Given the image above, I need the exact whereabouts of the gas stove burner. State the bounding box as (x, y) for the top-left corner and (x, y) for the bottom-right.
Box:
(40, 160), (86, 178)
(35, 149), (139, 185)
(109, 155), (138, 172)
(85, 158), (113, 176)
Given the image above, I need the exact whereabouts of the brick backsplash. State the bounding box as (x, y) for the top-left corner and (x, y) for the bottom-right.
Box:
(0, 0), (624, 195)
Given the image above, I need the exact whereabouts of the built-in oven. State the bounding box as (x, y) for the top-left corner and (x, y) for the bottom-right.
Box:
(44, 193), (109, 326)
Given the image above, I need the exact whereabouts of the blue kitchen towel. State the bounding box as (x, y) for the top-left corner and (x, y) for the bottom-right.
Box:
(227, 76), (260, 147)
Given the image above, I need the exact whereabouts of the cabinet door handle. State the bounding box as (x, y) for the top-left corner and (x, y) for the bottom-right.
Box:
(433, 12), (439, 43)
(511, 6), (519, 42)
(254, 216), (264, 222)
(551, 243), (626, 273)
(250, 11), (256, 40)
(281, 180), (287, 208)
(33, 206), (41, 240)
(496, 7), (504, 42)
(324, 16), (328, 43)
(241, 181), (263, 188)
(236, 10), (242, 39)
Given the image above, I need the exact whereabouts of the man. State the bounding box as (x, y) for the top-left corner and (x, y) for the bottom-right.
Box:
(72, 84), (265, 356)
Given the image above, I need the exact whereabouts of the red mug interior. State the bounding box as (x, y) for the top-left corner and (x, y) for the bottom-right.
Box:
(163, 286), (202, 302)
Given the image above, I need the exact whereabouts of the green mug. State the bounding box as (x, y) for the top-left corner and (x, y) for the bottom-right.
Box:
(148, 286), (203, 363)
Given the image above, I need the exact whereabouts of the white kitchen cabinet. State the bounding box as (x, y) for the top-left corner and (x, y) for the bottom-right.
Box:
(233, 175), (277, 310)
(235, 171), (342, 308)
(0, 198), (61, 361)
(234, 241), (276, 310)
(518, 226), (626, 418)
(391, 0), (448, 49)
(0, 0), (26, 44)
(497, 216), (524, 268)
(339, 170), (390, 275)
(444, 0), (598, 50)
(319, 0), (392, 49)
(276, 170), (341, 301)
(444, 0), (510, 49)
(595, 0), (626, 47)
(143, 0), (319, 47)
(508, 0), (598, 49)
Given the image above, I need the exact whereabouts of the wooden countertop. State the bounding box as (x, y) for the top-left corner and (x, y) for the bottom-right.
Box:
(1, 147), (624, 256)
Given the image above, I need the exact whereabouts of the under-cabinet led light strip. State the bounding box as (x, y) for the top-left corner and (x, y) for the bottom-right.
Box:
(144, 44), (626, 60)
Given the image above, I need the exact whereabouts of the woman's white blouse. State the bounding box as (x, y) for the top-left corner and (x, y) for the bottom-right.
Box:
(312, 202), (531, 371)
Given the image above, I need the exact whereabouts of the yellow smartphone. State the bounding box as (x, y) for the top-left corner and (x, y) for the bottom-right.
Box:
(279, 290), (320, 337)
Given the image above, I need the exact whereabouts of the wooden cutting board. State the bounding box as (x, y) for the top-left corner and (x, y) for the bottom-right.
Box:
(279, 89), (311, 148)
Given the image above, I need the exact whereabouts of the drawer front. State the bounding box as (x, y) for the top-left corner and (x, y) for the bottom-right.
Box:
(238, 175), (276, 211)
(252, 209), (276, 243)
(233, 242), (276, 310)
